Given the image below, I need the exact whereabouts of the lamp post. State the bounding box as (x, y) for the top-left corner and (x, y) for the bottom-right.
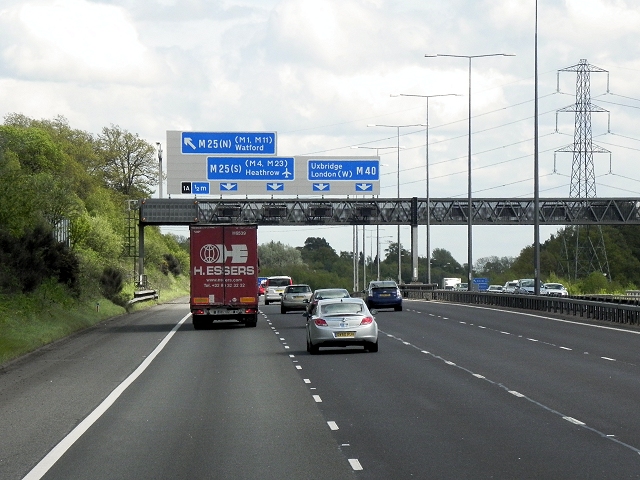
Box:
(424, 53), (513, 289)
(368, 123), (426, 285)
(352, 145), (396, 288)
(391, 93), (460, 285)
(533, 0), (541, 294)
(155, 142), (163, 199)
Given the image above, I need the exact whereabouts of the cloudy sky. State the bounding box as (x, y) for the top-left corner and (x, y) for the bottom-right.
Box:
(1, 0), (639, 275)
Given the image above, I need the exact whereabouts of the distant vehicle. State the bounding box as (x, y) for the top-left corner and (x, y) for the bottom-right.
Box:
(281, 284), (312, 314)
(543, 283), (569, 297)
(486, 284), (504, 293)
(264, 276), (293, 305)
(514, 278), (546, 295)
(503, 280), (518, 293)
(443, 277), (462, 290)
(258, 280), (266, 296)
(306, 298), (378, 354)
(454, 283), (468, 292)
(306, 288), (351, 314)
(189, 224), (259, 329)
(366, 280), (403, 311)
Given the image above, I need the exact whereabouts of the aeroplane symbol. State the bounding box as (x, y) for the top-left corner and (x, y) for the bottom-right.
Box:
(282, 168), (292, 178)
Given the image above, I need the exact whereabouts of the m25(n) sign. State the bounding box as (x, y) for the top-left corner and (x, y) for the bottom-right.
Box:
(181, 132), (276, 155)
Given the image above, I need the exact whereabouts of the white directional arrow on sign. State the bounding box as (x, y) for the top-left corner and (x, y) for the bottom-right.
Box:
(356, 183), (373, 191)
(183, 137), (196, 150)
(313, 183), (330, 191)
(267, 183), (284, 190)
(220, 183), (238, 191)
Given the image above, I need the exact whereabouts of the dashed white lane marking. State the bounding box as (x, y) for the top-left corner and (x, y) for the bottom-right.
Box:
(602, 357), (616, 361)
(304, 378), (311, 383)
(563, 416), (586, 426)
(380, 328), (640, 455)
(313, 395), (322, 403)
(560, 346), (572, 351)
(280, 337), (285, 340)
(348, 459), (363, 471)
(289, 354), (295, 358)
(296, 365), (302, 370)
(327, 421), (339, 430)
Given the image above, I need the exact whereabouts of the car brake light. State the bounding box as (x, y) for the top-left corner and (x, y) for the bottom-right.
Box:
(314, 318), (328, 326)
(360, 316), (373, 325)
(192, 309), (205, 315)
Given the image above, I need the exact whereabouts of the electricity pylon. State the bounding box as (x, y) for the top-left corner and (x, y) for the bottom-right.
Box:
(555, 59), (612, 281)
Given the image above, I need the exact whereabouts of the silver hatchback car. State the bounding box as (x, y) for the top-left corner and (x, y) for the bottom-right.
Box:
(306, 298), (378, 354)
(281, 284), (312, 314)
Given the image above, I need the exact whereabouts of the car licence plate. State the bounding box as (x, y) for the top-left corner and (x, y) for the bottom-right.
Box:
(380, 293), (391, 297)
(335, 331), (355, 338)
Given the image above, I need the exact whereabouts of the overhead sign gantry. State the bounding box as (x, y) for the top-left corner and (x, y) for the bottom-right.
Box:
(166, 130), (380, 196)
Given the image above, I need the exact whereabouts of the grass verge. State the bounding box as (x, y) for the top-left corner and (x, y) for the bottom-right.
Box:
(0, 276), (190, 367)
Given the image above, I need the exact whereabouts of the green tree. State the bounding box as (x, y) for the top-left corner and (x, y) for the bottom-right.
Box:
(259, 241), (304, 272)
(97, 125), (158, 196)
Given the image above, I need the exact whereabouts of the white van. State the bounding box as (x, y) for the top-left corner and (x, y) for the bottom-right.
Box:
(264, 276), (293, 305)
(503, 280), (518, 293)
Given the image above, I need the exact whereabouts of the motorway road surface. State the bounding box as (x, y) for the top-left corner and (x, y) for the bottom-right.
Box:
(2, 297), (640, 479)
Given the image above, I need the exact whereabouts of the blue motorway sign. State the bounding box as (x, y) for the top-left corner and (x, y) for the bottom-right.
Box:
(307, 159), (379, 181)
(181, 131), (276, 155)
(206, 157), (294, 181)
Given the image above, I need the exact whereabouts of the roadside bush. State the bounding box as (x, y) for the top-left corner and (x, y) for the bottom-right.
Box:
(162, 253), (181, 276)
(100, 266), (124, 300)
(0, 223), (80, 295)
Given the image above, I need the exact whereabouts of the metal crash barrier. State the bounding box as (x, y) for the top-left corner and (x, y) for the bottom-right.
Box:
(399, 286), (640, 326)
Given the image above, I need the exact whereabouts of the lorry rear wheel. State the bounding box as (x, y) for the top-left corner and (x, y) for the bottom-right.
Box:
(244, 314), (257, 328)
(193, 316), (205, 330)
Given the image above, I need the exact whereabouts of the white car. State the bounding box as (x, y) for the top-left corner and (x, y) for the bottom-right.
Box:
(543, 283), (569, 296)
(503, 280), (518, 293)
(486, 285), (504, 293)
(264, 276), (293, 305)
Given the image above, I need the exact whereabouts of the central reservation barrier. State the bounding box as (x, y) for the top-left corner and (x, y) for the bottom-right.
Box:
(398, 286), (640, 327)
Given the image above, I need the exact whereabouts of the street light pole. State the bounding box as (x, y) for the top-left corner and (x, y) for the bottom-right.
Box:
(368, 123), (426, 285)
(391, 93), (460, 284)
(425, 53), (513, 289)
(352, 145), (396, 287)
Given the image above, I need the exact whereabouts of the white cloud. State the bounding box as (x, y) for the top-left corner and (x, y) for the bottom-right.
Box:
(2, 0), (157, 82)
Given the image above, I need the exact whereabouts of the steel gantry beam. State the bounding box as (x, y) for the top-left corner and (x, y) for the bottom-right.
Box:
(138, 197), (640, 226)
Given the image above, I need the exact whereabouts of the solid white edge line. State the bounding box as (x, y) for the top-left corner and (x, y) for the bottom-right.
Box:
(348, 459), (364, 470)
(23, 313), (192, 480)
